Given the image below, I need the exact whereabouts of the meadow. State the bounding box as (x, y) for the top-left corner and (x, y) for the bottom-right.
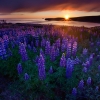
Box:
(0, 23), (100, 100)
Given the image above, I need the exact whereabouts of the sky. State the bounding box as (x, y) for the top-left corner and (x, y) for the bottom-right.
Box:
(0, 0), (100, 19)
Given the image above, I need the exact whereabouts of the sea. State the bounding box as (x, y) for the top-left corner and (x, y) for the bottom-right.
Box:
(2, 18), (100, 28)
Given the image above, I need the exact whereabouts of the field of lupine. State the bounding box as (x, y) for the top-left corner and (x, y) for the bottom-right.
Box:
(0, 24), (100, 100)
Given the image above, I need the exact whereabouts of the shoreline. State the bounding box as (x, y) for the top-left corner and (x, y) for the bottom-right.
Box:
(0, 22), (100, 29)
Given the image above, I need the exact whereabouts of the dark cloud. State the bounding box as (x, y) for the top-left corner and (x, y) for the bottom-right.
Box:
(0, 0), (100, 13)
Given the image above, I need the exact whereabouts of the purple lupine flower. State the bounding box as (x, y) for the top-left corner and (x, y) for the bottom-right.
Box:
(66, 58), (74, 78)
(96, 48), (98, 52)
(45, 41), (51, 55)
(55, 48), (59, 57)
(89, 54), (93, 64)
(56, 38), (60, 48)
(74, 56), (81, 65)
(24, 73), (29, 80)
(85, 60), (90, 68)
(62, 37), (68, 47)
(17, 63), (22, 74)
(97, 41), (100, 46)
(95, 86), (99, 92)
(38, 54), (46, 80)
(11, 41), (15, 48)
(98, 65), (100, 71)
(3, 35), (9, 49)
(96, 55), (100, 61)
(83, 48), (88, 55)
(82, 67), (87, 73)
(60, 53), (66, 67)
(72, 41), (77, 56)
(87, 77), (91, 86)
(61, 43), (66, 52)
(78, 79), (84, 90)
(90, 42), (94, 46)
(19, 43), (28, 61)
(82, 62), (87, 67)
(36, 40), (39, 47)
(27, 44), (32, 50)
(72, 87), (77, 96)
(50, 46), (56, 61)
(40, 49), (45, 58)
(66, 42), (72, 58)
(24, 38), (27, 47)
(33, 46), (37, 53)
(8, 48), (12, 56)
(0, 40), (7, 59)
(33, 55), (39, 63)
(49, 66), (53, 74)
(41, 38), (46, 47)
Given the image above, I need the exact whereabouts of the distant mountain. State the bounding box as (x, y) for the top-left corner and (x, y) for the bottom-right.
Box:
(45, 15), (100, 23)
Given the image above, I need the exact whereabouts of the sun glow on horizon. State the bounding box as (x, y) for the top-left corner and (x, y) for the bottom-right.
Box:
(64, 15), (69, 20)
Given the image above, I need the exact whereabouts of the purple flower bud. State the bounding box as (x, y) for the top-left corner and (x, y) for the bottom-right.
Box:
(49, 66), (53, 74)
(55, 48), (59, 57)
(56, 38), (60, 48)
(66, 42), (72, 58)
(66, 58), (74, 78)
(87, 77), (91, 85)
(89, 54), (93, 64)
(78, 80), (84, 90)
(82, 67), (87, 73)
(72, 41), (77, 56)
(95, 86), (99, 92)
(40, 49), (45, 58)
(61, 43), (66, 52)
(38, 54), (46, 80)
(17, 63), (22, 74)
(98, 65), (100, 71)
(83, 48), (88, 55)
(45, 41), (51, 55)
(19, 43), (28, 61)
(74, 56), (81, 64)
(24, 73), (29, 80)
(50, 46), (56, 61)
(82, 60), (90, 68)
(60, 53), (66, 67)
(33, 46), (37, 53)
(72, 88), (77, 96)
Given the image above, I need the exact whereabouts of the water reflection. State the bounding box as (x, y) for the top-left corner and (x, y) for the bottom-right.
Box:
(4, 19), (100, 27)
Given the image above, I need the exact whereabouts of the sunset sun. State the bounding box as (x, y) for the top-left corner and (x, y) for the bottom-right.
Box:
(64, 15), (69, 20)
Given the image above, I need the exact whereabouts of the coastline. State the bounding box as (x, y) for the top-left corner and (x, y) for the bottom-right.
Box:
(0, 22), (100, 30)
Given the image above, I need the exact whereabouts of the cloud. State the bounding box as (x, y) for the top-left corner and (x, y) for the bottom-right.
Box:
(0, 0), (100, 13)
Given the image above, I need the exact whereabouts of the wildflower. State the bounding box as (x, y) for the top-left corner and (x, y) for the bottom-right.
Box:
(66, 58), (74, 78)
(60, 53), (66, 67)
(78, 80), (84, 90)
(24, 73), (29, 80)
(50, 46), (56, 61)
(38, 54), (46, 80)
(82, 67), (87, 73)
(83, 48), (88, 55)
(17, 63), (22, 74)
(19, 43), (28, 61)
(49, 66), (53, 74)
(72, 87), (77, 96)
(95, 86), (99, 92)
(87, 77), (91, 86)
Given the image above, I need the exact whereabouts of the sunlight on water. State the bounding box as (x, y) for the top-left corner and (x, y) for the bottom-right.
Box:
(4, 18), (100, 27)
